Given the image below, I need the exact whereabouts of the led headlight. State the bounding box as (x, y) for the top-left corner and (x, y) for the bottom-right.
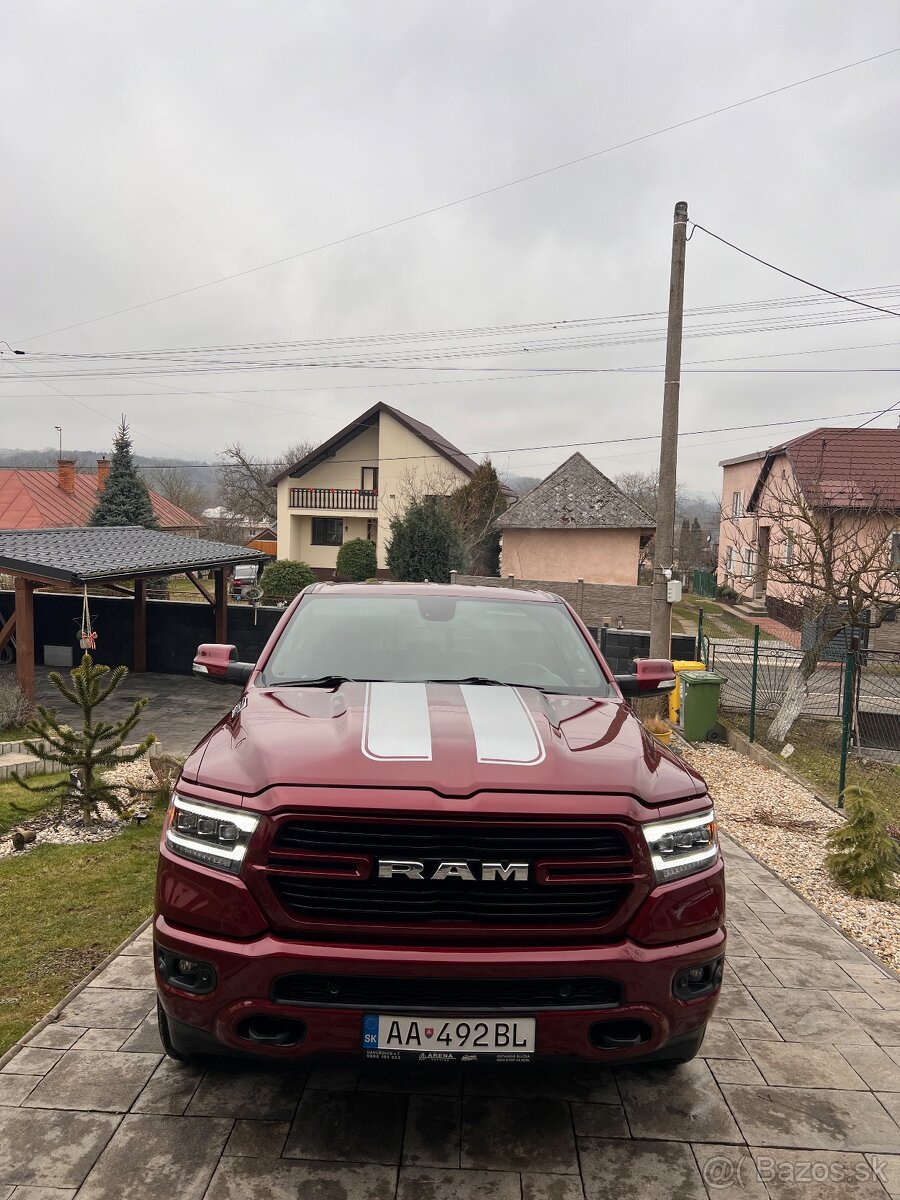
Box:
(165, 794), (259, 875)
(642, 808), (718, 884)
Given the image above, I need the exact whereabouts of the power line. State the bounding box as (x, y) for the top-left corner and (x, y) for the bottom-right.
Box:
(692, 223), (900, 317)
(14, 46), (899, 345)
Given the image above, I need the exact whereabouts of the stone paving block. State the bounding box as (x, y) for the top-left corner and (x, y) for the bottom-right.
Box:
(729, 1017), (784, 1042)
(832, 989), (887, 1015)
(284, 1090), (408, 1165)
(744, 1040), (869, 1089)
(22, 1050), (160, 1113)
(714, 980), (767, 1021)
(223, 1119), (290, 1158)
(402, 1095), (460, 1168)
(859, 982), (900, 1011)
(853, 1011), (900, 1047)
(578, 1138), (706, 1199)
(305, 1060), (360, 1091)
(27, 1027), (85, 1051)
(0, 1109), (120, 1189)
(692, 1143), (768, 1198)
(722, 1085), (900, 1152)
(398, 1167), (521, 1199)
(205, 1156), (397, 1200)
(723, 929), (758, 957)
(701, 1021), (750, 1060)
(840, 1045), (900, 1092)
(750, 988), (872, 1043)
(462, 1063), (618, 1103)
(76, 1114), (232, 1200)
(866, 1152), (900, 1197)
(521, 1174), (586, 1200)
(750, 1146), (893, 1198)
(131, 1059), (203, 1116)
(359, 1058), (462, 1095)
(766, 958), (859, 990)
(744, 927), (869, 964)
(86, 956), (156, 991)
(570, 1102), (630, 1138)
(616, 1059), (742, 1143)
(879, 1092), (900, 1124)
(707, 1059), (766, 1085)
(1, 1049), (63, 1076)
(186, 1064), (304, 1121)
(8, 1188), (78, 1199)
(460, 1096), (578, 1173)
(118, 1013), (164, 1055)
(74, 1028), (132, 1051)
(118, 928), (153, 956)
(0, 1075), (41, 1106)
(58, 988), (155, 1031)
(728, 956), (780, 988)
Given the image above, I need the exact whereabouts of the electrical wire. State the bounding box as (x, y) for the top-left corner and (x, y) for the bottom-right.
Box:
(13, 46), (899, 345)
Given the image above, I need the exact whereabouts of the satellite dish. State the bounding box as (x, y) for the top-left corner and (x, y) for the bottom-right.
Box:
(244, 585), (264, 603)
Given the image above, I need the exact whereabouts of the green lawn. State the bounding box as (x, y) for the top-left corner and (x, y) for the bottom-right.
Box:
(0, 773), (67, 835)
(0, 725), (32, 744)
(674, 593), (778, 643)
(727, 712), (900, 826)
(0, 789), (162, 1054)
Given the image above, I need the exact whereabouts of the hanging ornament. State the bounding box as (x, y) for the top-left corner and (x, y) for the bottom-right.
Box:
(79, 586), (97, 650)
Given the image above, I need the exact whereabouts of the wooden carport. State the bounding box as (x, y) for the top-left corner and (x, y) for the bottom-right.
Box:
(0, 527), (269, 702)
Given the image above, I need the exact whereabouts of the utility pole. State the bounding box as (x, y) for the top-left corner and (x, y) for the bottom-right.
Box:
(649, 200), (689, 659)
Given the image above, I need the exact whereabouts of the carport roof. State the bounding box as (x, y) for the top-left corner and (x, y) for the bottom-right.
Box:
(0, 526), (269, 584)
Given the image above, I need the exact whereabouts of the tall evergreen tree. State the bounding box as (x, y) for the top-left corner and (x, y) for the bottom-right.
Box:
(387, 498), (465, 583)
(90, 418), (159, 529)
(448, 459), (508, 576)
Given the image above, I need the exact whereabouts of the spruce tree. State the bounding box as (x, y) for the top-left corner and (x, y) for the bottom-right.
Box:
(448, 459), (507, 576)
(14, 653), (156, 825)
(824, 785), (898, 901)
(387, 498), (465, 582)
(90, 418), (159, 528)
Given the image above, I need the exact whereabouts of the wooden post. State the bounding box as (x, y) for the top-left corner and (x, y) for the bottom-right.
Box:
(14, 576), (35, 703)
(214, 568), (228, 643)
(134, 578), (147, 672)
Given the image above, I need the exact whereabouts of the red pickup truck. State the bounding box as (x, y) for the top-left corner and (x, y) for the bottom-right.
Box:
(155, 583), (724, 1067)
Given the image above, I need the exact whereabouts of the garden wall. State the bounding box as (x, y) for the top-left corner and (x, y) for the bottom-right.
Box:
(450, 574), (652, 630)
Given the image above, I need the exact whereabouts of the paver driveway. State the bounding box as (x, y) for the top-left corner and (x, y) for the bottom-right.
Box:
(2, 833), (899, 1199)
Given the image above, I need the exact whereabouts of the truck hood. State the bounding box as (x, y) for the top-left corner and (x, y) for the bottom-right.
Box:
(181, 681), (705, 806)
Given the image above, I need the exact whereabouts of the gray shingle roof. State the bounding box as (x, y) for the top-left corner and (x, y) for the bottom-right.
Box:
(0, 527), (270, 584)
(495, 453), (656, 531)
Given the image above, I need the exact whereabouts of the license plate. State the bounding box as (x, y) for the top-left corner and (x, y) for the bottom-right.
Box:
(363, 1014), (535, 1062)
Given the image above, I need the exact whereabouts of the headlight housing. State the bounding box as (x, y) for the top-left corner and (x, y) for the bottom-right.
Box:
(642, 808), (718, 884)
(165, 794), (259, 875)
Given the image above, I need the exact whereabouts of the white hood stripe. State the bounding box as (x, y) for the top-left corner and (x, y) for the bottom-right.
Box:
(362, 682), (433, 761)
(461, 685), (546, 766)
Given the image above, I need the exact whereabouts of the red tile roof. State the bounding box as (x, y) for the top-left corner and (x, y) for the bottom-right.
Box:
(749, 427), (900, 511)
(0, 469), (201, 531)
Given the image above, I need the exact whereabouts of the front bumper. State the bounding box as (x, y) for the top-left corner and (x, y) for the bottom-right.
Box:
(154, 915), (725, 1064)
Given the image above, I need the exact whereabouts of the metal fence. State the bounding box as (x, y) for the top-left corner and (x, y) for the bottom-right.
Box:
(691, 569), (716, 599)
(853, 648), (900, 761)
(709, 638), (847, 721)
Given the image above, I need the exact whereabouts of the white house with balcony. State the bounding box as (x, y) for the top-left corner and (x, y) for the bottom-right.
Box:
(269, 402), (480, 574)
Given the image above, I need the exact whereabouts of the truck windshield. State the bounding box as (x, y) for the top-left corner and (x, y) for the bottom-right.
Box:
(259, 594), (612, 695)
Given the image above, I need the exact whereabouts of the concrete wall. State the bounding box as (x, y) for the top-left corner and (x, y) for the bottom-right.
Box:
(499, 527), (645, 586)
(451, 574), (652, 630)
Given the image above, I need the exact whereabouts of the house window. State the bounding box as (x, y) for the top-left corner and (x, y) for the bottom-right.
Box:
(731, 491), (744, 520)
(311, 517), (343, 546)
(784, 532), (794, 565)
(725, 545), (736, 574)
(366, 519), (378, 543)
(891, 531), (900, 568)
(742, 548), (755, 579)
(361, 467), (379, 492)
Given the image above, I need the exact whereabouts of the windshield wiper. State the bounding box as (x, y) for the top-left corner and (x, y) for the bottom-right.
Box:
(426, 676), (507, 687)
(270, 675), (360, 688)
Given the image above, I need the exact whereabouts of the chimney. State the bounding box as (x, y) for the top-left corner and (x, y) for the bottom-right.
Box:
(57, 459), (76, 494)
(96, 458), (110, 491)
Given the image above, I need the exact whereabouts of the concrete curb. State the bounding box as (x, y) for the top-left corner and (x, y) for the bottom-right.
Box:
(0, 914), (153, 1071)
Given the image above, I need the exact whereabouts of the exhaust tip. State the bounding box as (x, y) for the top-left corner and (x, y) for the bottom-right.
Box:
(589, 1019), (652, 1050)
(237, 1014), (306, 1048)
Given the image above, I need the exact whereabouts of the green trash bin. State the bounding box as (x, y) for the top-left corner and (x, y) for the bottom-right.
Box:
(680, 670), (726, 742)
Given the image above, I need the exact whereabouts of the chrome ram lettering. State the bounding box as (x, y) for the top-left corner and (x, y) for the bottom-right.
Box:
(377, 860), (529, 882)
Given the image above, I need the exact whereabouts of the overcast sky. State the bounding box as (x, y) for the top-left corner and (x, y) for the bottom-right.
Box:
(2, 1), (898, 500)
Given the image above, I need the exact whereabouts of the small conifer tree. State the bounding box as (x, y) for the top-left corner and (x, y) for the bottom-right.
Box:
(386, 497), (465, 583)
(824, 785), (898, 901)
(336, 537), (377, 581)
(14, 654), (156, 825)
(90, 418), (159, 529)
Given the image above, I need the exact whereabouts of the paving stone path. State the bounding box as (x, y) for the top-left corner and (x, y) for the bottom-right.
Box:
(2, 833), (899, 1199)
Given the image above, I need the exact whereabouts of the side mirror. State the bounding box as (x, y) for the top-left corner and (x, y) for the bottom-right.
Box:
(193, 644), (254, 686)
(615, 658), (676, 698)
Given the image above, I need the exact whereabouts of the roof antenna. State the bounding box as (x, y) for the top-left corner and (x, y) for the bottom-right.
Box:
(54, 425), (63, 458)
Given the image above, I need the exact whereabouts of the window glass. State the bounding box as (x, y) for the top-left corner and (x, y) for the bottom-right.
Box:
(261, 595), (612, 694)
(311, 518), (343, 546)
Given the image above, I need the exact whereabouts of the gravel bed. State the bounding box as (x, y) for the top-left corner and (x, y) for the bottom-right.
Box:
(0, 759), (158, 860)
(684, 742), (900, 973)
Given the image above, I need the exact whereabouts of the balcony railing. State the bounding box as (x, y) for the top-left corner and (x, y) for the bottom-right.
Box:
(289, 487), (378, 511)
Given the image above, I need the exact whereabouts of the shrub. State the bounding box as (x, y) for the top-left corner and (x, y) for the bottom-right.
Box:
(336, 538), (377, 582)
(716, 585), (738, 603)
(386, 498), (465, 583)
(824, 785), (898, 901)
(260, 559), (316, 602)
(0, 678), (31, 732)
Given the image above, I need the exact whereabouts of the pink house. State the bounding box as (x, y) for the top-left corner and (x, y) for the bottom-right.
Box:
(718, 427), (900, 649)
(495, 452), (655, 585)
